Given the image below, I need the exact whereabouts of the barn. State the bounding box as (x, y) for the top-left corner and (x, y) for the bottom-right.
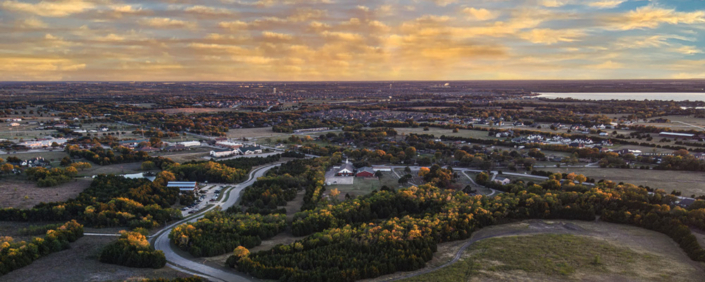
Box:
(356, 167), (375, 177)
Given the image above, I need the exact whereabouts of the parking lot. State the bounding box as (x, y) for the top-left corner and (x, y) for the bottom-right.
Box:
(324, 169), (354, 185)
(180, 183), (230, 216)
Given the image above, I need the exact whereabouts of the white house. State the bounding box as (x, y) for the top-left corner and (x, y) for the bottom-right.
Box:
(10, 123), (20, 127)
(371, 166), (392, 172)
(493, 176), (511, 185)
(238, 145), (263, 155)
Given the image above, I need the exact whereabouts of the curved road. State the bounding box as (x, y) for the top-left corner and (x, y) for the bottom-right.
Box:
(151, 164), (281, 282)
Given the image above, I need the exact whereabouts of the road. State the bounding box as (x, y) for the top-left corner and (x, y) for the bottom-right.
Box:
(150, 163), (281, 282)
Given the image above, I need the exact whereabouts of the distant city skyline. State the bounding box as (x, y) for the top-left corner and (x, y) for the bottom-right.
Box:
(1, 0), (704, 81)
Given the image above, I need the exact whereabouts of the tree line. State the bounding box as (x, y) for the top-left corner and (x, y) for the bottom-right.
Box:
(99, 229), (166, 269)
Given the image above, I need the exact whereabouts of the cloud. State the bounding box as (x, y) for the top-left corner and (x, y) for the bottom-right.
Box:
(1, 0), (95, 17)
(520, 28), (584, 44)
(606, 5), (705, 30)
(539, 0), (573, 8)
(140, 17), (197, 29)
(429, 0), (457, 7)
(462, 7), (499, 21)
(674, 46), (702, 55)
(183, 5), (235, 17)
(18, 17), (47, 28)
(587, 0), (626, 9)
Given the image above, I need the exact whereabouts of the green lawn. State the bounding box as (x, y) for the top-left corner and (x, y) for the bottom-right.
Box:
(400, 234), (654, 282)
(328, 172), (402, 197)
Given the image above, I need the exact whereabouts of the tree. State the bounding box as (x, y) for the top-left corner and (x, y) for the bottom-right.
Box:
(233, 246), (250, 259)
(1, 163), (14, 174)
(418, 167), (430, 177)
(51, 142), (59, 148)
(60, 156), (72, 166)
(141, 161), (157, 171)
(330, 188), (341, 200)
(404, 147), (417, 159)
(452, 128), (459, 133)
(149, 137), (162, 147)
(71, 162), (92, 171)
(375, 171), (383, 178)
(0, 157), (4, 163)
(404, 166), (411, 174)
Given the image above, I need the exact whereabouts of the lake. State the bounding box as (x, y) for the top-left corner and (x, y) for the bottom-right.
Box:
(537, 92), (705, 101)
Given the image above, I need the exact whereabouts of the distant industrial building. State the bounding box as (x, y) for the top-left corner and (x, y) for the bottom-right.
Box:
(178, 141), (201, 147)
(659, 132), (696, 139)
(294, 127), (329, 133)
(19, 138), (68, 149)
(210, 148), (238, 158)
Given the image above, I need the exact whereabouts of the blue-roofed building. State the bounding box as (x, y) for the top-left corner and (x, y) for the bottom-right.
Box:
(167, 181), (199, 194)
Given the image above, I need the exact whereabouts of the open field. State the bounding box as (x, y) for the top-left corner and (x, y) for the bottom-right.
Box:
(0, 236), (187, 282)
(376, 220), (704, 282)
(225, 127), (292, 140)
(0, 178), (92, 209)
(148, 107), (244, 115)
(394, 127), (496, 140)
(79, 162), (143, 176)
(326, 172), (402, 198)
(541, 167), (705, 196)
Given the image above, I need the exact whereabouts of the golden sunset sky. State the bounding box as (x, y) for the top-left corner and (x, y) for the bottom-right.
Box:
(1, 0), (704, 81)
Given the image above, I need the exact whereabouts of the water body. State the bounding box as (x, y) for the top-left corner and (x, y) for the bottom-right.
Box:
(537, 92), (705, 101)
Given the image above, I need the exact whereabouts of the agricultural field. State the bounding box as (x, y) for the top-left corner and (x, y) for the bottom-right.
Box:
(542, 167), (705, 197)
(0, 178), (92, 209)
(380, 220), (704, 282)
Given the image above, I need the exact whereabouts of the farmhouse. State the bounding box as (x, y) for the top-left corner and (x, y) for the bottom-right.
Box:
(167, 181), (199, 194)
(356, 167), (375, 177)
(239, 145), (263, 155)
(335, 161), (355, 176)
(494, 176), (511, 185)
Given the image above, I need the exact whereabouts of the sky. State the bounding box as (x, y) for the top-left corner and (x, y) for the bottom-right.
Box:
(0, 0), (704, 81)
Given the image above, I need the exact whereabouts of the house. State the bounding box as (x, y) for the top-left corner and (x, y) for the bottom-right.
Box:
(239, 145), (262, 155)
(210, 148), (238, 158)
(139, 146), (160, 153)
(372, 166), (392, 172)
(676, 198), (696, 208)
(335, 161), (355, 176)
(167, 181), (199, 194)
(494, 176), (511, 185)
(10, 123), (20, 127)
(163, 145), (186, 152)
(118, 139), (148, 148)
(356, 167), (376, 177)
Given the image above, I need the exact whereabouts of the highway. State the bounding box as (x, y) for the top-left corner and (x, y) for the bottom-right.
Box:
(151, 163), (281, 282)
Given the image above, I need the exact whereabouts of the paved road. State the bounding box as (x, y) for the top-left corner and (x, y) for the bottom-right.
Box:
(151, 163), (281, 282)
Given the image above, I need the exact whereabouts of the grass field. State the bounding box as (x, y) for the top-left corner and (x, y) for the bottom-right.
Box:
(327, 172), (403, 198)
(0, 178), (92, 209)
(387, 220), (704, 282)
(394, 127), (496, 140)
(542, 167), (705, 196)
(0, 236), (186, 282)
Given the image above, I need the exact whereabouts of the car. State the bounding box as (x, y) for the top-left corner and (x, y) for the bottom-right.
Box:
(210, 199), (216, 202)
(180, 207), (188, 211)
(188, 210), (196, 214)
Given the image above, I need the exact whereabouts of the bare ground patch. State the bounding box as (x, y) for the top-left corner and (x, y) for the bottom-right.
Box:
(370, 220), (704, 282)
(0, 178), (91, 209)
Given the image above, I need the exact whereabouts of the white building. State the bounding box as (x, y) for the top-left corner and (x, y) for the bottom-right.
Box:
(19, 138), (68, 149)
(371, 166), (392, 172)
(238, 145), (263, 155)
(10, 123), (20, 127)
(216, 141), (243, 149)
(178, 141), (201, 147)
(210, 148), (238, 158)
